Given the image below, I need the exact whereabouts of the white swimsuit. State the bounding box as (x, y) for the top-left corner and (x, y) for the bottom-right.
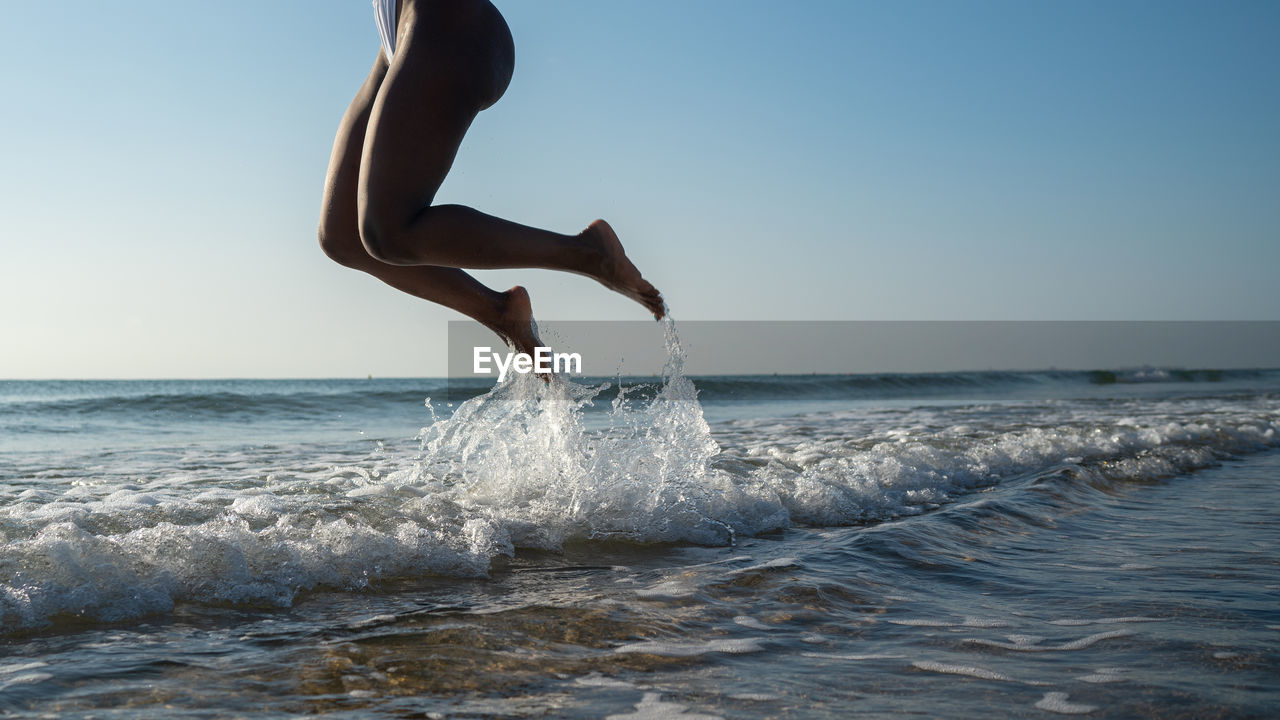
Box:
(372, 0), (398, 62)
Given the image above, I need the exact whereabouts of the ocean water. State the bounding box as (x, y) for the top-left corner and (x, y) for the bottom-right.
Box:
(2, 323), (1279, 718)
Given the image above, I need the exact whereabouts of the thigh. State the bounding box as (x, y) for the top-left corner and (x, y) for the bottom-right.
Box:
(320, 53), (389, 261)
(357, 0), (514, 228)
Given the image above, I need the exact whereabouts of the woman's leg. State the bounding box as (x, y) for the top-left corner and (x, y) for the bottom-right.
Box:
(319, 52), (540, 353)
(358, 0), (664, 318)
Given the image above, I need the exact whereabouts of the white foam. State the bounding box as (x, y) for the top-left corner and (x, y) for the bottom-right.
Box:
(962, 616), (1012, 628)
(888, 618), (957, 627)
(347, 614), (397, 629)
(890, 615), (1009, 628)
(607, 693), (724, 720)
(1049, 616), (1163, 626)
(574, 673), (638, 689)
(728, 693), (779, 701)
(227, 494), (287, 520)
(613, 638), (764, 657)
(0, 672), (53, 690)
(1077, 668), (1128, 683)
(725, 558), (798, 576)
(736, 399), (1280, 526)
(0, 514), (492, 628)
(803, 652), (906, 661)
(1035, 692), (1098, 714)
(1055, 563), (1155, 572)
(0, 661), (48, 676)
(732, 615), (772, 631)
(911, 660), (1015, 682)
(1056, 629), (1135, 650)
(965, 629), (1133, 652)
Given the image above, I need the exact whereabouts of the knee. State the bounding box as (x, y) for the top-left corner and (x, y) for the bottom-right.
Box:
(318, 223), (373, 270)
(359, 208), (433, 266)
(358, 215), (399, 265)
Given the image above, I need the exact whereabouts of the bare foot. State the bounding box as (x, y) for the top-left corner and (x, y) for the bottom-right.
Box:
(490, 285), (542, 357)
(580, 219), (665, 319)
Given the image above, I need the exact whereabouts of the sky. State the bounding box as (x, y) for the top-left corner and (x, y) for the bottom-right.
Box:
(1, 0), (1277, 378)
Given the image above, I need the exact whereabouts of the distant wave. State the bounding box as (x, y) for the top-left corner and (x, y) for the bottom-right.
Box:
(610, 368), (1278, 404)
(0, 387), (446, 424)
(1, 370), (1276, 424)
(1083, 368), (1246, 384)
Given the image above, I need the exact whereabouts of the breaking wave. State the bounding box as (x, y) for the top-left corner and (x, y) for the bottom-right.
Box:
(2, 321), (1279, 631)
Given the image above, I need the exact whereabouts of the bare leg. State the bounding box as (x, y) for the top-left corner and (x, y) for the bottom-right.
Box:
(357, 0), (664, 318)
(319, 52), (541, 354)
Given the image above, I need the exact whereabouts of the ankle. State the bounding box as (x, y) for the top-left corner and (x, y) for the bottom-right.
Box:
(572, 226), (606, 275)
(479, 289), (511, 331)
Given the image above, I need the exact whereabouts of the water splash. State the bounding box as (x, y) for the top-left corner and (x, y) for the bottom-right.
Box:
(396, 318), (787, 550)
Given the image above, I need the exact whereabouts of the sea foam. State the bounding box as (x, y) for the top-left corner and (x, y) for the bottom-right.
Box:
(0, 321), (773, 630)
(3, 320), (1280, 631)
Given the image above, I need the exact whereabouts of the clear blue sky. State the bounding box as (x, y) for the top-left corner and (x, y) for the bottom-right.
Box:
(1, 0), (1277, 378)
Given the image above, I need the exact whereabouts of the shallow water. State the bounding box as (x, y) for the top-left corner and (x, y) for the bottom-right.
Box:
(2, 328), (1279, 717)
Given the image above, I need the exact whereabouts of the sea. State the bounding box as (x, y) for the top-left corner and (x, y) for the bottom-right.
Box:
(2, 322), (1278, 718)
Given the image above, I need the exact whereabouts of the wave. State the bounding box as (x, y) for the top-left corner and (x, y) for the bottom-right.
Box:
(693, 367), (1278, 400)
(3, 368), (1274, 424)
(1083, 368), (1245, 384)
(2, 326), (1279, 631)
(0, 387), (442, 421)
